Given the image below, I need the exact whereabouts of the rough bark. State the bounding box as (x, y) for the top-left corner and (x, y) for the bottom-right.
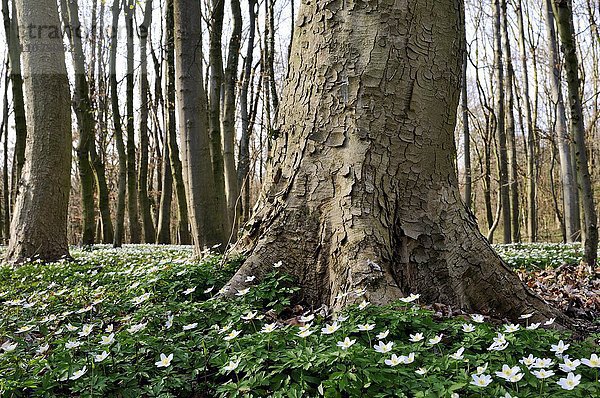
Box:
(165, 0), (190, 245)
(461, 19), (471, 209)
(6, 0), (71, 263)
(174, 0), (222, 251)
(493, 0), (511, 243)
(62, 0), (96, 246)
(110, 0), (127, 248)
(1, 65), (7, 242)
(223, 0), (564, 322)
(552, 0), (598, 266)
(222, 0), (242, 234)
(1, 0), (27, 196)
(138, 0), (156, 243)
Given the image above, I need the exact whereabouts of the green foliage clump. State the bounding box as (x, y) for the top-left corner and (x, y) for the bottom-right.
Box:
(0, 245), (598, 397)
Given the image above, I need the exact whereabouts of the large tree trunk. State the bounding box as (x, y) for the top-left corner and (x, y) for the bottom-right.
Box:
(224, 0), (563, 322)
(62, 0), (96, 246)
(174, 0), (222, 252)
(6, 0), (71, 263)
(138, 0), (156, 243)
(111, 0), (127, 248)
(461, 21), (471, 210)
(552, 0), (598, 266)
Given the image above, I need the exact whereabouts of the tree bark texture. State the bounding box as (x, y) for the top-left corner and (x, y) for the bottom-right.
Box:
(6, 0), (71, 263)
(224, 0), (563, 322)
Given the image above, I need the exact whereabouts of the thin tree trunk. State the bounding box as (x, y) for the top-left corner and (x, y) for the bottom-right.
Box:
(126, 0), (141, 243)
(222, 0), (242, 235)
(552, 0), (598, 266)
(0, 63), (7, 242)
(62, 0), (96, 246)
(6, 0), (71, 263)
(208, 0), (229, 247)
(174, 0), (222, 252)
(138, 0), (156, 243)
(494, 0), (511, 243)
(516, 0), (537, 242)
(165, 0), (191, 244)
(545, 0), (580, 243)
(237, 0), (257, 223)
(2, 0), (26, 198)
(111, 0), (127, 248)
(501, 0), (519, 243)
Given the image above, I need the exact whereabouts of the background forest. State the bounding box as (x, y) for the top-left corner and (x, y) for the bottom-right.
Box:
(0, 0), (598, 248)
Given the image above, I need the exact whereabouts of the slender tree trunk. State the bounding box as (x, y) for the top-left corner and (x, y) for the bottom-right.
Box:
(0, 64), (7, 242)
(157, 127), (173, 244)
(501, 0), (519, 243)
(111, 0), (127, 248)
(6, 0), (71, 263)
(165, 0), (190, 244)
(224, 0), (565, 324)
(545, 0), (580, 243)
(552, 0), (598, 266)
(138, 0), (156, 243)
(461, 22), (471, 209)
(2, 0), (26, 196)
(62, 0), (96, 246)
(208, 0), (229, 247)
(174, 0), (222, 252)
(222, 0), (242, 234)
(125, 0), (141, 243)
(516, 0), (537, 242)
(494, 0), (511, 243)
(237, 0), (257, 223)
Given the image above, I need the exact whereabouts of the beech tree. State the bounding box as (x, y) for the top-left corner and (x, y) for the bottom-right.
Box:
(6, 0), (71, 263)
(224, 0), (563, 321)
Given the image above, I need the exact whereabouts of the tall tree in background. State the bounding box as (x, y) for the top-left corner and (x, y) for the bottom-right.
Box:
(545, 0), (578, 243)
(224, 0), (563, 322)
(6, 0), (72, 263)
(125, 0), (141, 243)
(174, 0), (222, 252)
(62, 0), (96, 246)
(501, 0), (519, 242)
(222, 0), (242, 233)
(138, 0), (156, 243)
(494, 0), (511, 243)
(552, 0), (598, 266)
(1, 0), (26, 198)
(208, 0), (229, 247)
(111, 0), (127, 247)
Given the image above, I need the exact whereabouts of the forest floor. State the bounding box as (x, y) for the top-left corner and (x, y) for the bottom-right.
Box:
(0, 244), (598, 397)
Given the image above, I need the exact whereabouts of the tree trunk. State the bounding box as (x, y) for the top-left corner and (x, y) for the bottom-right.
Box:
(2, 0), (27, 197)
(125, 0), (141, 243)
(222, 0), (242, 234)
(62, 0), (96, 246)
(501, 0), (519, 243)
(208, 0), (229, 247)
(6, 0), (71, 263)
(552, 0), (598, 266)
(223, 0), (564, 322)
(111, 0), (127, 248)
(516, 0), (537, 242)
(461, 21), (471, 209)
(157, 127), (173, 244)
(493, 0), (511, 244)
(237, 0), (257, 223)
(1, 65), (8, 243)
(174, 0), (222, 252)
(165, 0), (191, 245)
(138, 0), (156, 243)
